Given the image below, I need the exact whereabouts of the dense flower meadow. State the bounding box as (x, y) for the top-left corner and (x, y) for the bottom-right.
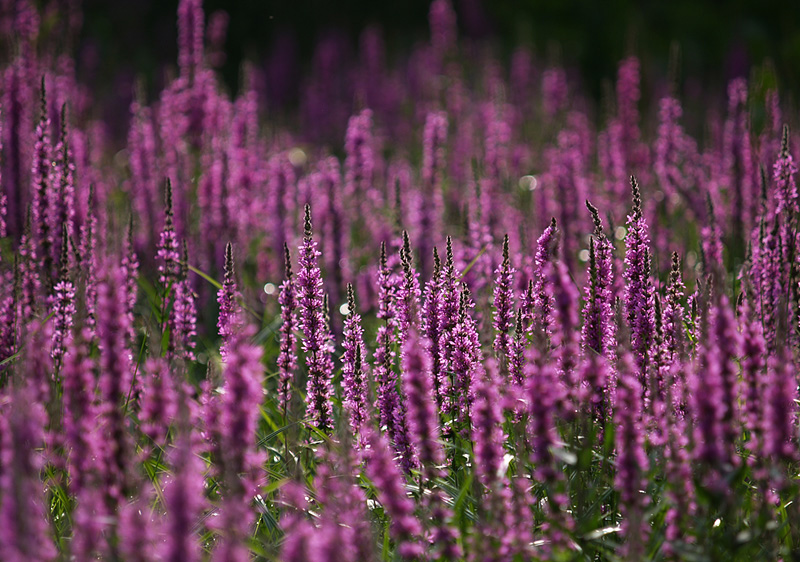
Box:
(0, 0), (798, 560)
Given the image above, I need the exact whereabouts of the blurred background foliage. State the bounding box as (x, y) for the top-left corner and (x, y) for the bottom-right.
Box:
(72, 0), (799, 133)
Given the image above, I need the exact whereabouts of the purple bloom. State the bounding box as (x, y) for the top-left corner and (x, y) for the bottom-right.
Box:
(48, 104), (75, 274)
(139, 357), (178, 445)
(215, 323), (265, 561)
(0, 385), (57, 561)
(344, 108), (375, 201)
(417, 111), (447, 279)
(614, 352), (649, 559)
(690, 294), (740, 493)
(373, 242), (416, 470)
(171, 240), (197, 360)
(297, 204), (333, 432)
(394, 230), (422, 339)
(492, 234), (515, 362)
(422, 247), (445, 411)
(217, 241), (239, 358)
(62, 329), (100, 493)
(773, 124), (798, 216)
(277, 243), (298, 418)
(31, 79), (54, 284)
(341, 283), (368, 441)
(663, 252), (686, 367)
(582, 200), (616, 359)
(526, 348), (563, 483)
(762, 345), (798, 487)
(739, 292), (766, 459)
(97, 266), (134, 505)
(471, 359), (507, 490)
(471, 359), (516, 559)
(444, 285), (481, 433)
(623, 176), (656, 377)
(437, 238), (460, 415)
(402, 328), (444, 477)
(549, 260), (581, 406)
(121, 218), (140, 346)
(162, 429), (206, 562)
(80, 188), (99, 339)
(530, 217), (558, 337)
(723, 78), (755, 238)
(362, 427), (424, 559)
(178, 0), (204, 80)
(157, 179), (180, 288)
(655, 96), (700, 214)
(50, 277), (75, 367)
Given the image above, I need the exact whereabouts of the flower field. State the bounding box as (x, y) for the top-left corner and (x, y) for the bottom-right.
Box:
(0, 0), (798, 560)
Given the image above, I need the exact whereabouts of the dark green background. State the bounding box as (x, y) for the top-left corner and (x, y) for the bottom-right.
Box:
(74, 0), (799, 114)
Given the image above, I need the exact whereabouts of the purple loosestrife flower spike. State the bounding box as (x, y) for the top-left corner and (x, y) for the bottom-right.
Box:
(311, 446), (375, 562)
(526, 349), (562, 484)
(344, 109), (375, 201)
(373, 242), (416, 471)
(139, 358), (178, 445)
(49, 103), (75, 273)
(655, 96), (697, 208)
(122, 217), (139, 346)
(363, 427), (425, 558)
(701, 194), (724, 275)
(171, 240), (197, 360)
(97, 266), (134, 504)
(550, 260), (581, 406)
(493, 234), (515, 363)
(739, 293), (766, 459)
(0, 267), (16, 370)
(277, 243), (298, 418)
(157, 179), (180, 287)
(162, 430), (206, 562)
(178, 0), (204, 81)
(614, 352), (649, 559)
(62, 329), (100, 494)
(446, 285), (480, 433)
(218, 241), (238, 358)
(342, 283), (368, 440)
(471, 359), (507, 491)
(395, 230), (422, 339)
(418, 111), (447, 279)
(402, 332), (462, 558)
(624, 176), (656, 377)
(712, 294), (741, 461)
(773, 124), (798, 216)
(662, 363), (695, 555)
(215, 324), (265, 561)
(471, 360), (515, 559)
(663, 252), (686, 366)
(690, 294), (740, 493)
(298, 204), (333, 432)
(81, 186), (99, 338)
(51, 225), (75, 369)
(437, 238), (460, 414)
(402, 329), (444, 478)
(762, 345), (799, 489)
(531, 218), (559, 336)
(508, 308), (525, 388)
(0, 195), (6, 239)
(723, 78), (755, 238)
(0, 385), (58, 561)
(422, 247), (445, 411)
(31, 78), (53, 285)
(19, 212), (41, 317)
(582, 200), (616, 358)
